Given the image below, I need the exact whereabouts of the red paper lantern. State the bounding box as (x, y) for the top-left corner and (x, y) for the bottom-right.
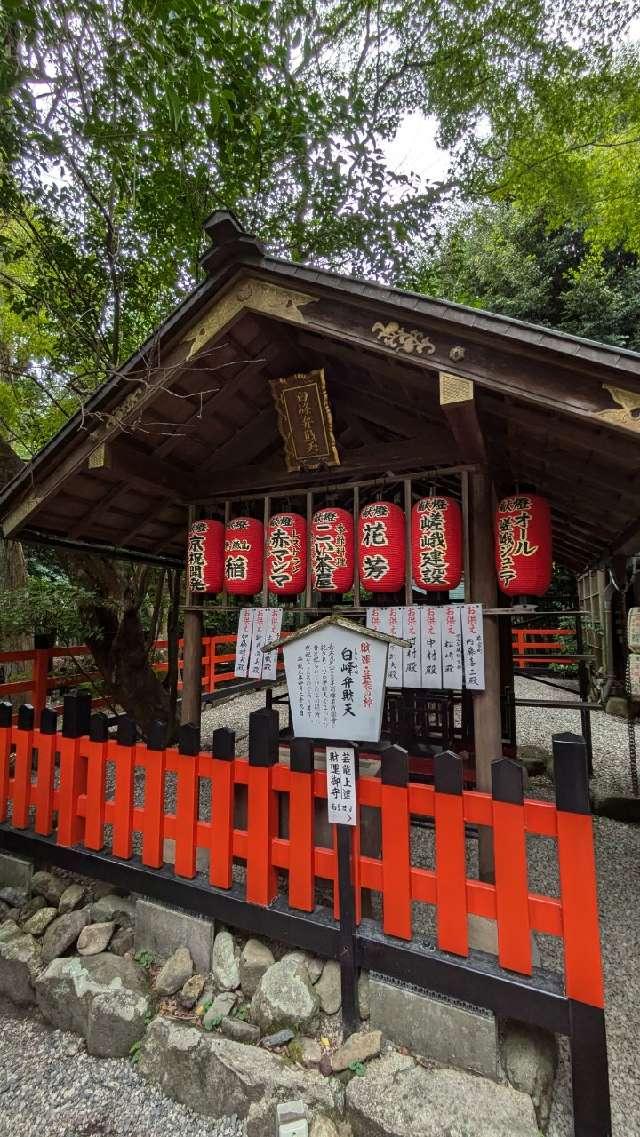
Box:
(495, 493), (552, 596)
(311, 508), (354, 592)
(411, 496), (463, 592)
(358, 501), (405, 592)
(224, 517), (264, 595)
(187, 520), (224, 594)
(267, 512), (307, 595)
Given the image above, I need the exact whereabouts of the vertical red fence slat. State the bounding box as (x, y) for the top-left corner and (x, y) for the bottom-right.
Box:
(434, 751), (468, 956)
(491, 759), (532, 974)
(209, 728), (235, 888)
(84, 713), (109, 850)
(34, 708), (57, 836)
(12, 705), (34, 829)
(174, 724), (200, 878)
(246, 710), (278, 906)
(0, 703), (12, 820)
(57, 691), (91, 847)
(288, 739), (315, 912)
(380, 745), (412, 940)
(111, 716), (136, 860)
(142, 721), (167, 869)
(553, 733), (605, 1007)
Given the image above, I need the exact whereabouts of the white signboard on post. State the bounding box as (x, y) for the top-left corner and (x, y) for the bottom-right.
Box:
(461, 603), (485, 691)
(261, 608), (283, 681)
(386, 606), (404, 688)
(326, 746), (357, 826)
(234, 608), (255, 677)
(248, 608), (269, 679)
(442, 604), (463, 689)
(420, 606), (442, 688)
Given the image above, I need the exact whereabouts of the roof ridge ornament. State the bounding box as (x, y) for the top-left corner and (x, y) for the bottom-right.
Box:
(199, 209), (265, 275)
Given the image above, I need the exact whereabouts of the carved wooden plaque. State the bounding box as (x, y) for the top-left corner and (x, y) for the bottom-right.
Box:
(270, 368), (339, 472)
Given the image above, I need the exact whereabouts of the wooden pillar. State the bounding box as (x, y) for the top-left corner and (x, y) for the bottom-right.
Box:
(469, 468), (501, 882)
(181, 505), (204, 726)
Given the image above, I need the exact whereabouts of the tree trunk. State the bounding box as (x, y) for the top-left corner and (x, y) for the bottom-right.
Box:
(86, 601), (179, 739)
(0, 443), (30, 703)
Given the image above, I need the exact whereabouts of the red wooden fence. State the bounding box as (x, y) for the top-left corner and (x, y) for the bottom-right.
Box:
(0, 698), (604, 1010)
(512, 627), (577, 669)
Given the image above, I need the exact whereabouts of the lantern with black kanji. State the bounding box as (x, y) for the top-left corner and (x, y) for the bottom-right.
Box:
(358, 501), (405, 592)
(411, 496), (463, 592)
(224, 517), (264, 595)
(267, 512), (307, 596)
(311, 507), (354, 592)
(495, 493), (552, 597)
(188, 519), (224, 595)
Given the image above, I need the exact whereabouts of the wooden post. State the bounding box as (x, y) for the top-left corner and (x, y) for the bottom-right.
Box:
(469, 468), (501, 882)
(181, 505), (204, 726)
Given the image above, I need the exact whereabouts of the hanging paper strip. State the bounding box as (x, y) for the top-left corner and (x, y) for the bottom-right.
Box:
(441, 604), (463, 688)
(461, 603), (485, 691)
(248, 607), (268, 679)
(234, 608), (255, 677)
(402, 606), (421, 688)
(420, 606), (442, 688)
(262, 608), (283, 681)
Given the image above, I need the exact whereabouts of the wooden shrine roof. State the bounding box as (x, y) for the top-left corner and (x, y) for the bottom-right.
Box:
(2, 210), (640, 572)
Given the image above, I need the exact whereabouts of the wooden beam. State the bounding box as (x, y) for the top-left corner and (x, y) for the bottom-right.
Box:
(333, 382), (441, 439)
(201, 405), (275, 472)
(198, 436), (461, 500)
(469, 468), (500, 883)
(439, 373), (487, 465)
(90, 441), (194, 502)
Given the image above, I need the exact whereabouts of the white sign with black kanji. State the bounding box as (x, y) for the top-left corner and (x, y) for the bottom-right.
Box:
(234, 608), (255, 677)
(461, 603), (485, 691)
(326, 746), (357, 826)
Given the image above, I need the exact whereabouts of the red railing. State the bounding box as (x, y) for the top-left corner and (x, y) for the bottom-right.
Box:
(0, 634), (284, 711)
(0, 698), (604, 1009)
(512, 626), (577, 669)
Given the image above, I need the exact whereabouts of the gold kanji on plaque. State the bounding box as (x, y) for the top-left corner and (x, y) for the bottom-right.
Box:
(270, 368), (340, 472)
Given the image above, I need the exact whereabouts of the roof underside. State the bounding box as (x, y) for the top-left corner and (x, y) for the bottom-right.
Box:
(2, 227), (640, 574)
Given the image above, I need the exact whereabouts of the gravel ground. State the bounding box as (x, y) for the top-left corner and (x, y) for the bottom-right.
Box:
(0, 998), (244, 1137)
(1, 676), (638, 1135)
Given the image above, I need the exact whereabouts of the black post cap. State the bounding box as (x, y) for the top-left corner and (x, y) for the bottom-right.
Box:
(248, 708), (278, 767)
(553, 732), (590, 814)
(212, 727), (235, 761)
(491, 758), (524, 805)
(380, 743), (409, 787)
(39, 707), (58, 735)
(89, 712), (109, 743)
(434, 750), (463, 795)
(290, 738), (315, 775)
(178, 722), (200, 757)
(116, 715), (137, 747)
(0, 702), (12, 728)
(17, 703), (35, 731)
(147, 721), (168, 752)
(62, 689), (92, 739)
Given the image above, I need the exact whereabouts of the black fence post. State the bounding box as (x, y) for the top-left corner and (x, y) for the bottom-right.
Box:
(89, 712), (109, 743)
(0, 703), (12, 728)
(17, 704), (35, 732)
(336, 744), (359, 1039)
(552, 732), (590, 814)
(212, 727), (235, 760)
(40, 707), (58, 736)
(248, 709), (278, 766)
(62, 689), (92, 739)
(147, 720), (168, 751)
(178, 722), (200, 757)
(116, 714), (137, 747)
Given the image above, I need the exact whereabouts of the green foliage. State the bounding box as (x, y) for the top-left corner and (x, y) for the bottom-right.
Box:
(129, 1039), (142, 1063)
(203, 1013), (222, 1031)
(348, 1059), (366, 1076)
(403, 203), (640, 350)
(0, 575), (99, 643)
(134, 949), (155, 969)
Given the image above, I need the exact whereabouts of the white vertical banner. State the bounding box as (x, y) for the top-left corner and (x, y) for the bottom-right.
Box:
(441, 604), (463, 689)
(386, 606), (404, 688)
(461, 604), (485, 691)
(261, 608), (283, 681)
(420, 606), (442, 689)
(326, 746), (357, 826)
(366, 607), (385, 635)
(402, 606), (421, 688)
(234, 608), (255, 677)
(248, 608), (268, 679)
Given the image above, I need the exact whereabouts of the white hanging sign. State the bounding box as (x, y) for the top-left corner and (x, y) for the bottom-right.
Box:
(402, 606), (421, 688)
(248, 608), (269, 678)
(441, 604), (463, 689)
(385, 606), (404, 688)
(629, 654), (640, 698)
(628, 608), (640, 654)
(234, 608), (255, 677)
(326, 746), (357, 826)
(461, 603), (485, 691)
(261, 608), (283, 681)
(285, 625), (388, 742)
(420, 606), (442, 688)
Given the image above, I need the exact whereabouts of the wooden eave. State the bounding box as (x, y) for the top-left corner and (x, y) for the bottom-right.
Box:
(1, 211), (639, 573)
